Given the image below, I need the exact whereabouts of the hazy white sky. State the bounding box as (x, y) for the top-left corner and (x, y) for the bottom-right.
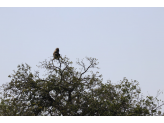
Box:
(1, 7), (164, 110)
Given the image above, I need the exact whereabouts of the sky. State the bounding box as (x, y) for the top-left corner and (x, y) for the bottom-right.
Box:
(1, 7), (164, 111)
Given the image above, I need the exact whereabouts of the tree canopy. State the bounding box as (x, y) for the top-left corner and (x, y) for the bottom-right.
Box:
(0, 56), (163, 116)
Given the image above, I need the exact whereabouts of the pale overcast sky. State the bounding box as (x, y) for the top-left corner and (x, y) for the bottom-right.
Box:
(1, 7), (164, 110)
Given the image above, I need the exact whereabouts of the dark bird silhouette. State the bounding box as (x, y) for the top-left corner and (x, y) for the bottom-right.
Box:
(53, 48), (60, 60)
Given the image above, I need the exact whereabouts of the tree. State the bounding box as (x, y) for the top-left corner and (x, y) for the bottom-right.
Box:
(0, 56), (163, 116)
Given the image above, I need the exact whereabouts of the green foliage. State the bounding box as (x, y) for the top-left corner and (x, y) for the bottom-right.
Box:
(0, 57), (163, 116)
